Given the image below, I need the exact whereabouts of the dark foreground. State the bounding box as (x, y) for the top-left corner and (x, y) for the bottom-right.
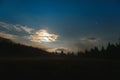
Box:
(0, 57), (120, 80)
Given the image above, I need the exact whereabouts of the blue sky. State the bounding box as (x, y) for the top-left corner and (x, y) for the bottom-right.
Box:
(0, 0), (120, 52)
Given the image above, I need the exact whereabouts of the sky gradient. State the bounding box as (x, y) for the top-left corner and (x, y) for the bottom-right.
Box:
(0, 0), (120, 52)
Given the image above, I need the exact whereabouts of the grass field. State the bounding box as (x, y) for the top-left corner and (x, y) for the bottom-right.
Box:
(0, 57), (120, 79)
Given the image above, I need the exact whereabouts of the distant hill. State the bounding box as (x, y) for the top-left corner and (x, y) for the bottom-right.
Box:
(0, 37), (49, 57)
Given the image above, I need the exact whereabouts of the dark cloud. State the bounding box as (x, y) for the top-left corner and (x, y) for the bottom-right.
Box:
(72, 37), (101, 51)
(80, 37), (100, 43)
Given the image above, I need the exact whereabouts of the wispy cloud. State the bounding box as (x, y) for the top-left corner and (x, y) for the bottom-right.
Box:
(0, 21), (34, 34)
(21, 26), (34, 34)
(0, 32), (16, 40)
(0, 21), (37, 43)
(0, 22), (12, 30)
(80, 37), (100, 43)
(0, 21), (59, 43)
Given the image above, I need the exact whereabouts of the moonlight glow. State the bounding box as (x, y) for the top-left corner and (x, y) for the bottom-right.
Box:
(30, 29), (58, 43)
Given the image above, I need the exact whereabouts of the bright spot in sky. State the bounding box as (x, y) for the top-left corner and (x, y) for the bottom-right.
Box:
(30, 29), (58, 43)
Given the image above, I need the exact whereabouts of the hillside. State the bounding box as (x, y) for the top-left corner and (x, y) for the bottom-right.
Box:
(0, 37), (49, 57)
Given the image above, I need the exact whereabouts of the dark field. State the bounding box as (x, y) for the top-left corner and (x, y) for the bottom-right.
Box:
(0, 57), (120, 79)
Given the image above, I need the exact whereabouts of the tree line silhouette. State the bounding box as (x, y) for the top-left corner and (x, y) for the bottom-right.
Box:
(52, 41), (120, 59)
(77, 42), (120, 58)
(0, 36), (120, 58)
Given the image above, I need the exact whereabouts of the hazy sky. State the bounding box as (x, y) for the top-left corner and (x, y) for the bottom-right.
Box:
(0, 0), (120, 52)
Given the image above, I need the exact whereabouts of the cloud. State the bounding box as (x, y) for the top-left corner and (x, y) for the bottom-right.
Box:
(0, 21), (35, 43)
(0, 21), (34, 34)
(80, 37), (100, 43)
(0, 21), (59, 43)
(0, 21), (36, 42)
(21, 26), (34, 34)
(0, 32), (16, 40)
(71, 37), (101, 52)
(0, 22), (35, 41)
(0, 22), (12, 30)
(30, 29), (58, 43)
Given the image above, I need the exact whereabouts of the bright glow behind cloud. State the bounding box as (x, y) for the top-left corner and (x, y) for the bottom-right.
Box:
(30, 29), (58, 43)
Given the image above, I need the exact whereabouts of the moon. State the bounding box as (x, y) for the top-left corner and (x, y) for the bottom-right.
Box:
(30, 29), (58, 43)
